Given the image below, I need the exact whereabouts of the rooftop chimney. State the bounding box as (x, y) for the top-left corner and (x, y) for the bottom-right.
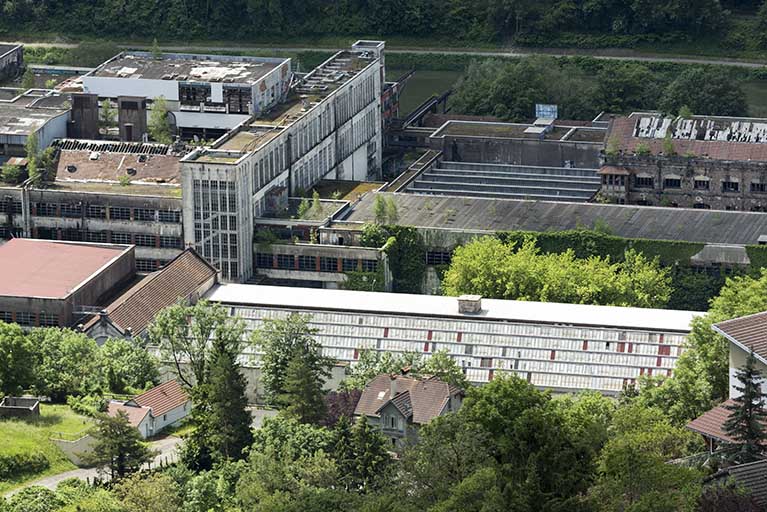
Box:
(389, 374), (398, 399)
(458, 295), (482, 314)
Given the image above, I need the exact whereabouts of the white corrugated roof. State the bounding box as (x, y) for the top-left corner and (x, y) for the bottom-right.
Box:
(205, 284), (700, 333)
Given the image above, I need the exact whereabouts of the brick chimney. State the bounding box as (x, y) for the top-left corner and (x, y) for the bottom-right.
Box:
(389, 374), (398, 398)
(458, 295), (482, 314)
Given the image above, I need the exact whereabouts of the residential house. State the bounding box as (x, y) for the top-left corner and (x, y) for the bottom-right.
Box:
(354, 373), (463, 450)
(108, 379), (190, 438)
(687, 310), (767, 452)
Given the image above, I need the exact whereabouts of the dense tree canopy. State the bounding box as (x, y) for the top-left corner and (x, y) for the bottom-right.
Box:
(0, 0), (729, 42)
(443, 237), (672, 308)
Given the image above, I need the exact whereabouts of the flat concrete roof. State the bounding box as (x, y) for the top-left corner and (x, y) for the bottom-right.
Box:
(91, 52), (287, 84)
(206, 284), (700, 332)
(0, 91), (70, 137)
(344, 192), (767, 246)
(0, 239), (131, 299)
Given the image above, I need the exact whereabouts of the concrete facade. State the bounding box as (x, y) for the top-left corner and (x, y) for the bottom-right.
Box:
(182, 42), (385, 282)
(0, 44), (23, 81)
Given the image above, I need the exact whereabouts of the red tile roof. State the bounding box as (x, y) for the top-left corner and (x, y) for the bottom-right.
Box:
(686, 400), (737, 443)
(131, 379), (188, 417)
(0, 239), (131, 299)
(107, 400), (150, 428)
(83, 249), (217, 335)
(356, 374), (462, 425)
(714, 311), (767, 362)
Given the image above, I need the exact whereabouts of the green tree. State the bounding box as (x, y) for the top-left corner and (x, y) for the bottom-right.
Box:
(150, 38), (162, 59)
(21, 68), (35, 90)
(384, 197), (398, 224)
(86, 411), (155, 479)
(312, 189), (322, 217)
(5, 487), (62, 512)
(660, 68), (748, 117)
(350, 417), (390, 492)
(0, 164), (24, 184)
(0, 321), (35, 395)
(99, 338), (159, 394)
(278, 350), (328, 424)
(373, 194), (387, 225)
(115, 472), (182, 512)
(421, 350), (468, 389)
(205, 331), (254, 462)
(443, 237), (671, 308)
(28, 328), (102, 402)
(340, 350), (423, 391)
(99, 99), (117, 131)
(724, 349), (767, 462)
(148, 96), (173, 144)
(400, 412), (492, 507)
(252, 313), (332, 405)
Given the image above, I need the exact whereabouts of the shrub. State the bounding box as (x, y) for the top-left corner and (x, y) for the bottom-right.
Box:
(66, 394), (107, 418)
(0, 452), (49, 479)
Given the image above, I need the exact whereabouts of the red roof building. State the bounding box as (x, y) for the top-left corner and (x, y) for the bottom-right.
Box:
(108, 380), (191, 438)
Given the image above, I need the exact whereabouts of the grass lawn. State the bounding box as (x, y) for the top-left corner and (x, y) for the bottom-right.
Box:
(0, 404), (92, 494)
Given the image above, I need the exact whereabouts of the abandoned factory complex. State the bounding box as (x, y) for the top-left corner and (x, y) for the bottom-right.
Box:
(5, 40), (767, 397)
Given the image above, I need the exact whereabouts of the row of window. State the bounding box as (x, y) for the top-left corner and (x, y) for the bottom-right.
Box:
(255, 252), (379, 273)
(32, 203), (181, 223)
(36, 227), (182, 249)
(630, 176), (755, 193)
(0, 311), (59, 327)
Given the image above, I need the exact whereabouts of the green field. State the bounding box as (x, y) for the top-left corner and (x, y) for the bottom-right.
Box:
(0, 404), (92, 493)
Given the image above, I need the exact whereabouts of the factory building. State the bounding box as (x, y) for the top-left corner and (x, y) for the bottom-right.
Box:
(181, 41), (385, 282)
(602, 113), (767, 211)
(0, 238), (135, 328)
(0, 89), (69, 158)
(204, 284), (700, 395)
(0, 139), (185, 271)
(81, 52), (292, 140)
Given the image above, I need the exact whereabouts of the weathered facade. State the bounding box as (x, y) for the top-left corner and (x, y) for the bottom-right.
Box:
(0, 44), (23, 81)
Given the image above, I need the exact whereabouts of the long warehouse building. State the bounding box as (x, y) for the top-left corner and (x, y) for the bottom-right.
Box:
(205, 284), (701, 395)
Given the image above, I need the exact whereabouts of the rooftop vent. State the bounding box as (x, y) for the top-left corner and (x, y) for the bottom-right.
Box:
(126, 167), (137, 176)
(66, 164), (77, 173)
(89, 152), (100, 161)
(137, 154), (148, 163)
(458, 295), (482, 314)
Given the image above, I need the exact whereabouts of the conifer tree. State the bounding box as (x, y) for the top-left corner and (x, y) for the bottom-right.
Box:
(278, 350), (327, 424)
(724, 349), (767, 462)
(87, 411), (155, 479)
(206, 336), (253, 462)
(332, 415), (356, 490)
(350, 416), (390, 492)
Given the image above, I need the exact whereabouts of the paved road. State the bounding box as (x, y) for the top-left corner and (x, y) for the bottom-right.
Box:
(3, 436), (181, 496)
(5, 40), (767, 69)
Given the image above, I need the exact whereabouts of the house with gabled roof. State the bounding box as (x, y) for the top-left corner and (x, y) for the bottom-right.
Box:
(82, 248), (218, 342)
(354, 372), (463, 450)
(686, 311), (767, 452)
(107, 379), (190, 438)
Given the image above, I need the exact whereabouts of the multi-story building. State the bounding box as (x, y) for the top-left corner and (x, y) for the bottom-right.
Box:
(601, 113), (767, 211)
(81, 51), (292, 140)
(204, 284), (700, 395)
(0, 139), (185, 271)
(181, 41), (386, 282)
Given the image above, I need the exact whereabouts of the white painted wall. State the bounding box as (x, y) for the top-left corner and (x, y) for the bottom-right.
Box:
(83, 76), (180, 101)
(173, 111), (250, 130)
(152, 402), (191, 432)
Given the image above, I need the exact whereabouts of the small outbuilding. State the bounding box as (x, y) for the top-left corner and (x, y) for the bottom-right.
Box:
(107, 380), (190, 438)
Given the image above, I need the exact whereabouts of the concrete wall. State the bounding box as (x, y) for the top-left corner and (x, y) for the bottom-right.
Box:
(436, 136), (603, 169)
(51, 434), (96, 466)
(69, 245), (135, 316)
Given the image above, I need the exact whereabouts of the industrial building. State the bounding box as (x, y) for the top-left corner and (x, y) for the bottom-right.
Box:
(181, 41), (385, 282)
(0, 44), (23, 81)
(0, 89), (69, 157)
(81, 51), (292, 140)
(0, 139), (185, 271)
(204, 284), (700, 395)
(0, 238), (135, 327)
(602, 113), (767, 211)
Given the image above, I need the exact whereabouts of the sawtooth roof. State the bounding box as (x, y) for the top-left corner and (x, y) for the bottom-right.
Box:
(343, 192), (767, 246)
